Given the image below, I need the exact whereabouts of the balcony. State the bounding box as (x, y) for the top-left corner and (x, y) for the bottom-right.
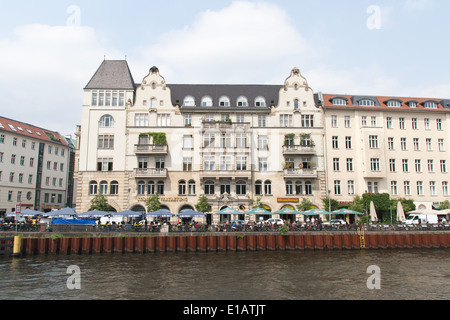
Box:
(134, 144), (168, 155)
(200, 170), (252, 180)
(282, 145), (316, 155)
(283, 168), (318, 179)
(134, 168), (168, 179)
(201, 121), (250, 131)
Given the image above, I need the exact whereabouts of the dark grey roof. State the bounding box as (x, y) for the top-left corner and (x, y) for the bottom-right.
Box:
(168, 84), (283, 109)
(85, 60), (135, 90)
(351, 95), (381, 106)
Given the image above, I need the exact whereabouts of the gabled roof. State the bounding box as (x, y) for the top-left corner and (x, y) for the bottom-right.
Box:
(84, 60), (136, 90)
(0, 116), (68, 146)
(169, 84), (282, 109)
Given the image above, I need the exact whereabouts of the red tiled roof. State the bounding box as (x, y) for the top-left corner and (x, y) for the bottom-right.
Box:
(322, 94), (449, 112)
(0, 116), (68, 146)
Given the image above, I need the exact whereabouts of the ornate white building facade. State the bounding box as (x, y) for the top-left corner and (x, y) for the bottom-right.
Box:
(76, 60), (450, 222)
(75, 61), (326, 223)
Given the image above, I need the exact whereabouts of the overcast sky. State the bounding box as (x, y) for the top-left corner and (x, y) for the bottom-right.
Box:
(1, 0), (449, 136)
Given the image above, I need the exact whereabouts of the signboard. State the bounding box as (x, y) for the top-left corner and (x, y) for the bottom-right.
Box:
(277, 198), (299, 203)
(15, 205), (21, 214)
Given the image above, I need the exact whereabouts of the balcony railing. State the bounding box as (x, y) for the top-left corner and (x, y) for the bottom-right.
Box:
(283, 168), (318, 179)
(282, 145), (316, 155)
(134, 168), (168, 178)
(200, 170), (252, 179)
(134, 144), (168, 155)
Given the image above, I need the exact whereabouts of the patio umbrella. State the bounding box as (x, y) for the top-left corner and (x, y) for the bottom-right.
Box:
(112, 210), (143, 218)
(177, 210), (206, 218)
(332, 208), (364, 215)
(274, 207), (303, 215)
(77, 209), (110, 218)
(245, 207), (272, 215)
(5, 209), (44, 217)
(396, 202), (406, 222)
(216, 207), (241, 215)
(146, 209), (175, 218)
(301, 208), (330, 216)
(44, 207), (76, 218)
(369, 201), (378, 222)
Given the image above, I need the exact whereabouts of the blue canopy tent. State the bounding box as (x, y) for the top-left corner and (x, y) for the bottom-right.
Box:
(111, 210), (143, 218)
(146, 209), (175, 218)
(177, 210), (206, 218)
(76, 210), (110, 218)
(51, 218), (96, 225)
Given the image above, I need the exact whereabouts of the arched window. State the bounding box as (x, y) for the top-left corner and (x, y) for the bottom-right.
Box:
(89, 181), (98, 195)
(183, 96), (196, 107)
(295, 181), (303, 195)
(264, 180), (272, 195)
(358, 99), (375, 107)
(178, 180), (186, 195)
(237, 96), (248, 107)
(110, 181), (119, 195)
(255, 97), (266, 107)
(137, 181), (146, 195)
(205, 180), (215, 195)
(286, 181), (293, 195)
(236, 180), (246, 195)
(219, 96), (230, 107)
(99, 115), (114, 127)
(221, 180), (231, 194)
(99, 181), (108, 195)
(150, 98), (157, 108)
(255, 180), (262, 195)
(305, 181), (312, 195)
(294, 99), (300, 109)
(188, 180), (196, 195)
(157, 181), (165, 195)
(147, 181), (155, 195)
(201, 96), (213, 107)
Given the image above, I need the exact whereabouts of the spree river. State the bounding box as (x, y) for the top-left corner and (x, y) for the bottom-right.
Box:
(0, 249), (448, 300)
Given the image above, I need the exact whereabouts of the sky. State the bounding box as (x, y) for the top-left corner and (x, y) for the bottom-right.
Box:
(1, 0), (450, 137)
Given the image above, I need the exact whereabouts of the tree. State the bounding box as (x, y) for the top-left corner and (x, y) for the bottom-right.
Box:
(146, 193), (161, 212)
(249, 196), (263, 209)
(89, 194), (113, 211)
(348, 195), (365, 213)
(322, 197), (339, 212)
(195, 195), (211, 213)
(296, 198), (313, 212)
(438, 200), (450, 210)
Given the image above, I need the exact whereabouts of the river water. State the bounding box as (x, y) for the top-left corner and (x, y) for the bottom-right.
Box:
(0, 249), (448, 300)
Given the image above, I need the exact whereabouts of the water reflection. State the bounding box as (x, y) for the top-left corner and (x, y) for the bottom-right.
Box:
(0, 249), (448, 300)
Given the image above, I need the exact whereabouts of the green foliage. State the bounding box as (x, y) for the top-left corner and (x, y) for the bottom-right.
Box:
(279, 225), (289, 235)
(249, 197), (263, 209)
(140, 132), (167, 145)
(391, 198), (416, 213)
(296, 198), (313, 212)
(362, 193), (391, 211)
(322, 197), (339, 212)
(438, 200), (450, 210)
(89, 194), (113, 211)
(146, 193), (161, 212)
(348, 195), (365, 213)
(284, 133), (295, 145)
(195, 195), (211, 213)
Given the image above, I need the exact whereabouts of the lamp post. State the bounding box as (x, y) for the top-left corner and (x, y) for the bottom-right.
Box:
(328, 190), (331, 222)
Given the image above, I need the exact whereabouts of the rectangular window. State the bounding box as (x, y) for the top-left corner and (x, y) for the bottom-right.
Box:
(331, 115), (338, 127)
(413, 138), (420, 151)
(204, 134), (215, 148)
(437, 119), (442, 130)
(204, 156), (215, 171)
(345, 137), (352, 149)
(417, 181), (423, 196)
(236, 134), (247, 148)
(428, 159), (434, 173)
(344, 116), (351, 128)
(402, 159), (409, 172)
(441, 160), (447, 173)
(370, 158), (380, 172)
(259, 158), (268, 171)
(401, 138), (407, 150)
(412, 118), (417, 130)
(426, 138), (432, 151)
(236, 156), (247, 171)
(399, 118), (405, 129)
(346, 158), (353, 172)
(404, 181), (411, 196)
(183, 135), (193, 149)
(369, 135), (378, 149)
(301, 115), (314, 127)
(391, 181), (398, 195)
(258, 135), (268, 150)
(334, 180), (341, 195)
(220, 156), (231, 170)
(332, 136), (339, 149)
(183, 158), (192, 171)
(424, 118), (430, 130)
(184, 114), (192, 126)
(97, 158), (113, 171)
(430, 181), (436, 196)
(443, 182), (449, 196)
(98, 135), (114, 149)
(258, 115), (266, 127)
(389, 159), (396, 172)
(348, 180), (355, 195)
(415, 159), (421, 173)
(157, 114), (170, 127)
(135, 114), (149, 126)
(388, 138), (394, 150)
(439, 139), (445, 151)
(333, 158), (340, 171)
(280, 114), (292, 127)
(386, 117), (392, 128)
(361, 116), (367, 127)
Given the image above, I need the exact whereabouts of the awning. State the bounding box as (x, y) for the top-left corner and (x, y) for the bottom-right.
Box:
(245, 207), (272, 215)
(112, 210), (143, 218)
(146, 209), (175, 218)
(177, 210), (206, 218)
(216, 207), (241, 215)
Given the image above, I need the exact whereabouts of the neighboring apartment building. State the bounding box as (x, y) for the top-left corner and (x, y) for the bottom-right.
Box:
(76, 59), (450, 222)
(321, 94), (450, 210)
(76, 60), (326, 223)
(0, 117), (73, 214)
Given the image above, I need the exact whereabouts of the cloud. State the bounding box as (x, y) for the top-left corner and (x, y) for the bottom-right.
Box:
(133, 1), (310, 84)
(403, 0), (434, 11)
(0, 24), (119, 136)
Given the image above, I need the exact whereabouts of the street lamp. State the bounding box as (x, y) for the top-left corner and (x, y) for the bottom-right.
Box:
(328, 190), (331, 222)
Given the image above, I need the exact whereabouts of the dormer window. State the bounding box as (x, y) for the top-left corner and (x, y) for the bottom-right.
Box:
(183, 96), (196, 107)
(386, 100), (402, 107)
(408, 101), (417, 108)
(237, 96), (248, 107)
(358, 99), (376, 107)
(332, 98), (347, 106)
(255, 96), (266, 107)
(424, 101), (438, 109)
(219, 96), (230, 107)
(201, 96), (213, 107)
